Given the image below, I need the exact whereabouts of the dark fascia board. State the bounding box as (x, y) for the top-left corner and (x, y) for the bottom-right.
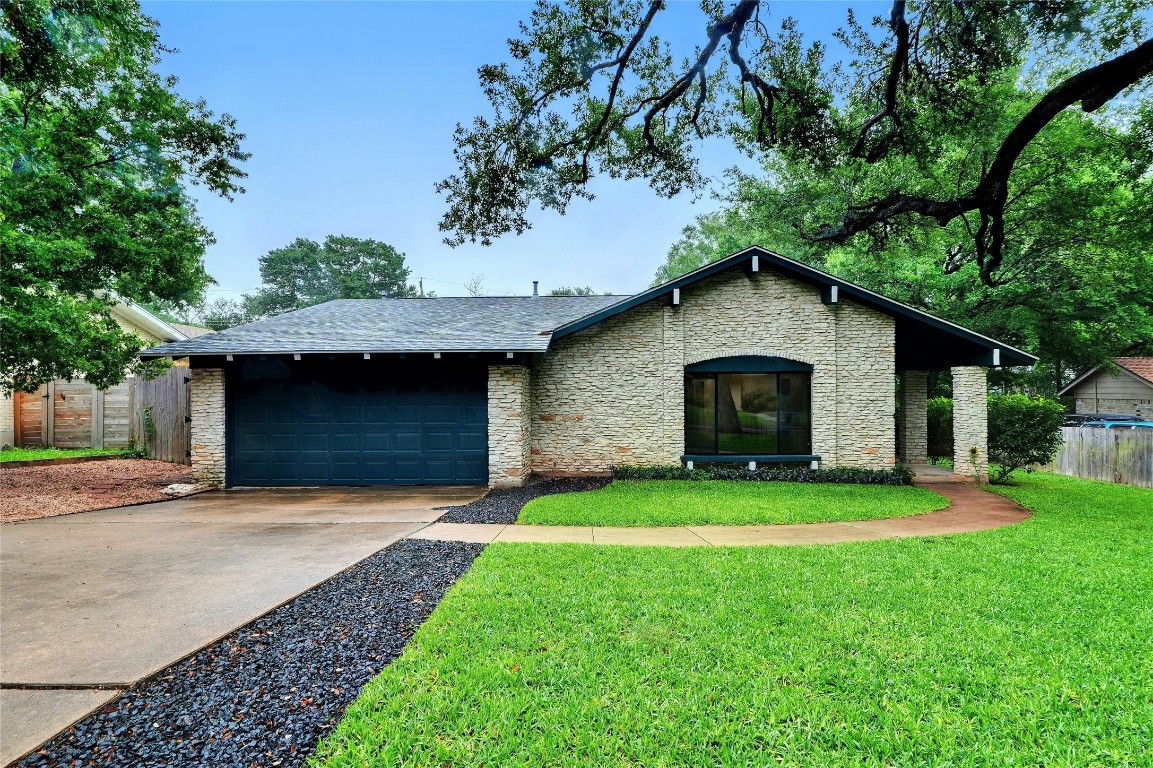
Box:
(550, 246), (1038, 367)
(140, 348), (547, 360)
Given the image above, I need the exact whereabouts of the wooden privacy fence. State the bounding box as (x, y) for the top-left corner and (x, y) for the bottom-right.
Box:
(13, 366), (191, 464)
(1049, 426), (1153, 489)
(131, 366), (192, 464)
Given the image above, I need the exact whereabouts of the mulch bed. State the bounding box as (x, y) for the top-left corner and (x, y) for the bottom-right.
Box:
(14, 539), (484, 768)
(0, 459), (194, 523)
(436, 475), (611, 524)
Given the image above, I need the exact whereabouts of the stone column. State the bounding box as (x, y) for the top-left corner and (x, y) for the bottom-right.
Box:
(898, 371), (928, 464)
(951, 366), (988, 481)
(190, 367), (226, 486)
(488, 365), (531, 488)
(0, 392), (14, 448)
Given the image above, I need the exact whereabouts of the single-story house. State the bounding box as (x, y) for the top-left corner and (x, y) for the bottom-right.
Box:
(1, 302), (197, 449)
(141, 247), (1035, 487)
(1058, 357), (1153, 418)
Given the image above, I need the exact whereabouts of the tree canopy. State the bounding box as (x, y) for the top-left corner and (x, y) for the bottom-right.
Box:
(654, 83), (1153, 391)
(1, 0), (248, 393)
(243, 236), (418, 318)
(438, 0), (1151, 289)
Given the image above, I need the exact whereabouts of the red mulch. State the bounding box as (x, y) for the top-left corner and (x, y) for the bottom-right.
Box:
(0, 459), (194, 523)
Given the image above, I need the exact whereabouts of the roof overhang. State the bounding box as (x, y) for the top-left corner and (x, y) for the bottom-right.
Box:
(551, 246), (1037, 370)
(111, 301), (188, 343)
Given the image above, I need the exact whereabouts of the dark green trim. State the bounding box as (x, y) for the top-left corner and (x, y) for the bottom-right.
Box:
(551, 246), (1037, 367)
(681, 454), (821, 464)
(685, 355), (812, 373)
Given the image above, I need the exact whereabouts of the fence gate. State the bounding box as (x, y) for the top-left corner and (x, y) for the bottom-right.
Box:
(132, 366), (192, 464)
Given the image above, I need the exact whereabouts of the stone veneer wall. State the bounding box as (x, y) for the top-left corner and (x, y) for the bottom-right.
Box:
(0, 393), (13, 447)
(488, 365), (531, 487)
(899, 371), (929, 463)
(951, 366), (989, 480)
(190, 367), (226, 485)
(530, 269), (896, 474)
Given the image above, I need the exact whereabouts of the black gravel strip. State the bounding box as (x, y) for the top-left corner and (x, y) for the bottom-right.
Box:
(15, 539), (483, 768)
(436, 475), (611, 524)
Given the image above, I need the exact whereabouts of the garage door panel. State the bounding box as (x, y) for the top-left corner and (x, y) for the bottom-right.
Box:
(458, 430), (486, 451)
(393, 432), (421, 453)
(425, 431), (455, 451)
(229, 360), (487, 486)
(364, 433), (390, 451)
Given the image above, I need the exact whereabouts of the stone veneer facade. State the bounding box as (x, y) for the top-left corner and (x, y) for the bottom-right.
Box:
(487, 365), (532, 488)
(951, 366), (989, 481)
(899, 371), (929, 463)
(190, 367), (225, 485)
(529, 269), (897, 475)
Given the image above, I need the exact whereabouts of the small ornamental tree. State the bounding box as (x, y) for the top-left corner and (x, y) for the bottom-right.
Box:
(987, 394), (1066, 483)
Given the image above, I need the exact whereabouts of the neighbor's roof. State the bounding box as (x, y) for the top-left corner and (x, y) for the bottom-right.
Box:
(1058, 356), (1153, 396)
(111, 301), (188, 343)
(140, 295), (626, 357)
(170, 322), (214, 338)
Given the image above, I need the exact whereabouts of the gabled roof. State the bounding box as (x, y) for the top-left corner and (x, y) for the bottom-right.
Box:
(140, 295), (626, 358)
(1058, 357), (1153, 396)
(140, 246), (1037, 370)
(552, 246), (1037, 369)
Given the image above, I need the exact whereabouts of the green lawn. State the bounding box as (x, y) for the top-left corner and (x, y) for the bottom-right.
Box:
(0, 446), (132, 462)
(518, 480), (949, 526)
(311, 473), (1153, 767)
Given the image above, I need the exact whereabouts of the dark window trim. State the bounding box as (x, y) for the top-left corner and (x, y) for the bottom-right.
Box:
(685, 355), (813, 374)
(684, 368), (813, 457)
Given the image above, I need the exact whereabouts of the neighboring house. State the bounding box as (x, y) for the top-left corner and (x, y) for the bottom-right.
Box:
(1058, 357), (1153, 418)
(1, 302), (190, 449)
(141, 247), (1036, 488)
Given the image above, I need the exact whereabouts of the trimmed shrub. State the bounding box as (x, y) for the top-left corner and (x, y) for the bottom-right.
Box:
(612, 464), (915, 486)
(927, 397), (953, 462)
(987, 393), (1065, 483)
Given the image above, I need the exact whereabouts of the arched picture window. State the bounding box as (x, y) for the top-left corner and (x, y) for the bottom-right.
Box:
(684, 356), (812, 456)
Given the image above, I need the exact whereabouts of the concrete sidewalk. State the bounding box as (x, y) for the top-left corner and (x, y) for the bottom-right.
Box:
(408, 482), (1030, 547)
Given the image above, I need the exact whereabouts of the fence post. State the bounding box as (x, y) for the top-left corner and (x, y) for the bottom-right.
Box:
(44, 381), (55, 447)
(91, 383), (105, 448)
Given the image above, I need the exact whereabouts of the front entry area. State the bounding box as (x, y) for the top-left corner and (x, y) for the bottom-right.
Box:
(227, 357), (488, 486)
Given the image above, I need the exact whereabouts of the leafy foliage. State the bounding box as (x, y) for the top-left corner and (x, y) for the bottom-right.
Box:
(987, 394), (1067, 483)
(611, 463), (914, 485)
(440, 0), (1152, 286)
(654, 85), (1153, 391)
(243, 236), (417, 318)
(546, 285), (603, 296)
(1, 0), (248, 392)
(927, 396), (953, 462)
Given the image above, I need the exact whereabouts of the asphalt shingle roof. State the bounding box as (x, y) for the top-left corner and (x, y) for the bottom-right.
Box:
(141, 296), (628, 357)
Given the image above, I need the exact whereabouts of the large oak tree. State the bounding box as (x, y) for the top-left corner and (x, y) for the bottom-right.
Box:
(438, 0), (1152, 289)
(1, 0), (248, 393)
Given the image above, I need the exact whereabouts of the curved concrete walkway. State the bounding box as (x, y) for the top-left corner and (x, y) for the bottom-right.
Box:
(409, 481), (1031, 547)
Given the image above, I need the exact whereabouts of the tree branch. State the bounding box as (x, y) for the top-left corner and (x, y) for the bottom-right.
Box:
(850, 0), (908, 159)
(813, 35), (1153, 285)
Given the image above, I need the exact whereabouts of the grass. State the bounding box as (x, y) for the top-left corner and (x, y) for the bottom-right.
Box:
(311, 473), (1153, 767)
(0, 446), (134, 463)
(517, 480), (949, 526)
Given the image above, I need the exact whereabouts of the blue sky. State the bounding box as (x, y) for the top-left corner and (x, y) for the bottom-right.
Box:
(142, 1), (870, 299)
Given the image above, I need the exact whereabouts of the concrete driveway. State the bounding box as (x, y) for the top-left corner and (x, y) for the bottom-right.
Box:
(0, 485), (483, 765)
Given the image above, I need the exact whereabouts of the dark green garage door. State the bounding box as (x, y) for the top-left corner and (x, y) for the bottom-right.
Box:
(227, 358), (487, 486)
